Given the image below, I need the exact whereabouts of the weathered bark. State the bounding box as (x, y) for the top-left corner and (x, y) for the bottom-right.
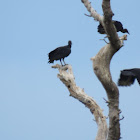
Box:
(51, 0), (128, 139)
(102, 0), (122, 50)
(101, 0), (125, 139)
(52, 64), (108, 140)
(82, 0), (122, 50)
(91, 35), (127, 140)
(81, 0), (103, 22)
(81, 0), (128, 140)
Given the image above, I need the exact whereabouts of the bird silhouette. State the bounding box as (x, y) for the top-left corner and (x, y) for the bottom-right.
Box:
(118, 68), (140, 86)
(98, 20), (129, 34)
(48, 41), (72, 66)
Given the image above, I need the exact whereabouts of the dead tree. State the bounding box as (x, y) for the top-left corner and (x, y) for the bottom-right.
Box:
(51, 0), (127, 140)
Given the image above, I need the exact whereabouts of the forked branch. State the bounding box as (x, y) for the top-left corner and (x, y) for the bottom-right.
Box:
(81, 0), (128, 139)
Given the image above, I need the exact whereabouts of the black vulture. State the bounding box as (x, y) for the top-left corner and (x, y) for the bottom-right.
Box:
(118, 68), (140, 86)
(98, 20), (129, 34)
(48, 40), (72, 66)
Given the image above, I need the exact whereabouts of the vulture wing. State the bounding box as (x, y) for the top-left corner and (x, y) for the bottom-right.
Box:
(118, 68), (140, 86)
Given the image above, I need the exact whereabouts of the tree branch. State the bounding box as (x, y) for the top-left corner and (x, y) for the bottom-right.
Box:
(82, 0), (128, 139)
(91, 35), (127, 140)
(52, 64), (108, 140)
(81, 0), (123, 50)
(102, 0), (121, 50)
(101, 0), (128, 139)
(81, 0), (103, 22)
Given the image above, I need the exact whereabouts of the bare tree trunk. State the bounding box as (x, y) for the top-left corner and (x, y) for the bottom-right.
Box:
(51, 0), (128, 139)
(91, 35), (127, 140)
(82, 0), (127, 139)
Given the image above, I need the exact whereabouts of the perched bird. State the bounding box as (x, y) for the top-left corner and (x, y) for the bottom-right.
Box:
(98, 20), (129, 34)
(118, 68), (140, 86)
(48, 40), (72, 66)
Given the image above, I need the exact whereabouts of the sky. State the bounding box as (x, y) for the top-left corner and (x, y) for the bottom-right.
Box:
(0, 0), (140, 140)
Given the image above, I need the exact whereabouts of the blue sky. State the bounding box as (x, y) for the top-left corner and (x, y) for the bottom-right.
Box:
(0, 0), (140, 140)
